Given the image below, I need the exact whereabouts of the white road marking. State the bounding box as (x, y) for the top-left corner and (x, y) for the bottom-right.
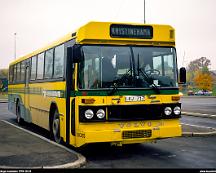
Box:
(181, 122), (216, 130)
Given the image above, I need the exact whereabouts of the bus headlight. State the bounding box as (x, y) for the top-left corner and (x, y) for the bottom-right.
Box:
(173, 106), (181, 115)
(85, 109), (94, 119)
(96, 109), (105, 119)
(164, 107), (172, 116)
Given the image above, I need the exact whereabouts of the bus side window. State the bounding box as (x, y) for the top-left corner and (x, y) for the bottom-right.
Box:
(45, 49), (54, 79)
(54, 44), (64, 78)
(37, 52), (45, 80)
(13, 64), (17, 83)
(16, 63), (21, 83)
(30, 56), (37, 80)
(21, 61), (25, 83)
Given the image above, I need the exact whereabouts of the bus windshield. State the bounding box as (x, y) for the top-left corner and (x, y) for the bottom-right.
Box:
(78, 45), (178, 90)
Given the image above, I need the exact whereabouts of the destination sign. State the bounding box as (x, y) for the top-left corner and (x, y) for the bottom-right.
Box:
(110, 24), (153, 39)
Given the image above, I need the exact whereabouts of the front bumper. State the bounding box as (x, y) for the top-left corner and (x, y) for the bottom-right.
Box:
(73, 119), (182, 147)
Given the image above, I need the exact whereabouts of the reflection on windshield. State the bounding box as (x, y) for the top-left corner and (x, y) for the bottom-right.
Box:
(78, 45), (178, 89)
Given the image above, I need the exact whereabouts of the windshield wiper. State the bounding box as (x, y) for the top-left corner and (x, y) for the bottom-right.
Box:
(108, 69), (132, 96)
(108, 82), (119, 96)
(137, 54), (160, 94)
(138, 69), (160, 94)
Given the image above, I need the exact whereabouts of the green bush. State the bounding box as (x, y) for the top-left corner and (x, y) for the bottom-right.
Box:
(212, 85), (216, 96)
(0, 92), (8, 99)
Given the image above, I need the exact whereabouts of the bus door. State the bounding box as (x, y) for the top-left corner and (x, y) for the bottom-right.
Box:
(24, 61), (31, 122)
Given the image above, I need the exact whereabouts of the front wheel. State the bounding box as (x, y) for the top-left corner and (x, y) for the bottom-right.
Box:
(51, 109), (62, 144)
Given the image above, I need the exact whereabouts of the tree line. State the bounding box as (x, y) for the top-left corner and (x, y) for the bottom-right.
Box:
(0, 69), (8, 92)
(0, 68), (8, 79)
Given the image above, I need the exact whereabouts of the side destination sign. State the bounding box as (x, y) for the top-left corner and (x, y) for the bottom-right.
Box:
(110, 24), (153, 39)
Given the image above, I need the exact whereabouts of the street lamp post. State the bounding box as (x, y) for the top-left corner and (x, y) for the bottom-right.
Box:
(144, 0), (146, 23)
(14, 33), (17, 60)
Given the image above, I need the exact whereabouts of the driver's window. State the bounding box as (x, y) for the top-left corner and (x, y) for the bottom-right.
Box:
(164, 55), (174, 79)
(83, 58), (100, 89)
(153, 56), (162, 75)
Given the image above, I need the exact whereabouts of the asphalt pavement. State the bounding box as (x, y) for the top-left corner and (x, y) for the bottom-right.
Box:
(181, 96), (216, 116)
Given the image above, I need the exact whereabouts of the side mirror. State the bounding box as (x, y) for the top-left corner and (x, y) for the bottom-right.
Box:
(179, 67), (186, 84)
(67, 45), (83, 63)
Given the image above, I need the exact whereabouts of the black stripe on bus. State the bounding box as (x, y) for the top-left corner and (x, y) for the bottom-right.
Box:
(71, 99), (75, 136)
(65, 39), (75, 145)
(66, 49), (72, 145)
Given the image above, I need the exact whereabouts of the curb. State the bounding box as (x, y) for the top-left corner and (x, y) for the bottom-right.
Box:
(0, 100), (8, 103)
(182, 112), (216, 119)
(182, 131), (216, 137)
(0, 120), (86, 169)
(181, 123), (216, 137)
(181, 96), (216, 98)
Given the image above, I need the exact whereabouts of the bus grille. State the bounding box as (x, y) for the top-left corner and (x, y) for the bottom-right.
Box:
(122, 130), (152, 139)
(108, 103), (181, 121)
(108, 105), (163, 121)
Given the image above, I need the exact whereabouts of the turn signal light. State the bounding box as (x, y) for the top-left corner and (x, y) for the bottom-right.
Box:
(172, 96), (180, 101)
(82, 98), (95, 104)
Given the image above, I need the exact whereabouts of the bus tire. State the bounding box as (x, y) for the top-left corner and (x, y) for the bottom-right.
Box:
(51, 109), (62, 144)
(16, 100), (23, 125)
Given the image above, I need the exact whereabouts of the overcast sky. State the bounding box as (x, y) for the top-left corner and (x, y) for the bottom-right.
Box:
(0, 0), (216, 70)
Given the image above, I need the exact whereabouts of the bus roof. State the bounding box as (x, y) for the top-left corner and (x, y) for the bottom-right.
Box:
(9, 21), (175, 66)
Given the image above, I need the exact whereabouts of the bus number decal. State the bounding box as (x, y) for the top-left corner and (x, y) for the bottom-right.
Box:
(77, 133), (85, 138)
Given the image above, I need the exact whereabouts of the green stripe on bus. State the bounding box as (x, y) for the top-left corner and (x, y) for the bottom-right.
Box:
(8, 88), (179, 97)
(72, 89), (179, 96)
(8, 88), (66, 98)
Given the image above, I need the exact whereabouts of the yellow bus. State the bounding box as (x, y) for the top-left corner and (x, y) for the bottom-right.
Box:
(8, 21), (186, 147)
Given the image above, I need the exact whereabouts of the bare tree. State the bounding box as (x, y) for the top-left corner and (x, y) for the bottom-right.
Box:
(187, 57), (211, 72)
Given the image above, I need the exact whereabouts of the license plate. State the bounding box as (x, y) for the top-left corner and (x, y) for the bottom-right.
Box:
(125, 96), (144, 102)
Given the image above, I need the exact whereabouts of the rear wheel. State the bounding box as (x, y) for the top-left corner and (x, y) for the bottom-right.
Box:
(51, 109), (62, 144)
(16, 101), (23, 125)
